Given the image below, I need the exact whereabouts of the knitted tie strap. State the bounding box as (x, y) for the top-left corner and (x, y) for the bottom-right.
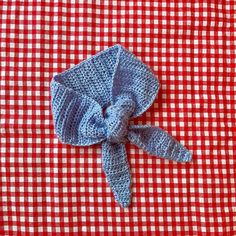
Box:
(50, 44), (192, 208)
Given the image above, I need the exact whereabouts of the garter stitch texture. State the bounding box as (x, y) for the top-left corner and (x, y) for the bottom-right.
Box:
(50, 44), (192, 208)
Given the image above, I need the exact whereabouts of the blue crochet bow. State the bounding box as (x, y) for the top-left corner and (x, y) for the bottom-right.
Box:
(50, 44), (192, 208)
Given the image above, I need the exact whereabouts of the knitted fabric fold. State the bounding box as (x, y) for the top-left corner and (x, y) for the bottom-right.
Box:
(50, 44), (192, 208)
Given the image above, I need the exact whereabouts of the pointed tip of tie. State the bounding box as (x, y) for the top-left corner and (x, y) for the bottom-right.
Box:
(114, 189), (132, 208)
(116, 193), (132, 208)
(119, 199), (131, 208)
(182, 150), (192, 162)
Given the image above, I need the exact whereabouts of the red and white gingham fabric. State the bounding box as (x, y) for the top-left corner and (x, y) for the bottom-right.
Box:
(1, 1), (236, 235)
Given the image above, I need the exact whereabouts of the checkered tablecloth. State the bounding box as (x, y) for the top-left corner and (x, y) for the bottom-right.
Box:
(1, 1), (236, 235)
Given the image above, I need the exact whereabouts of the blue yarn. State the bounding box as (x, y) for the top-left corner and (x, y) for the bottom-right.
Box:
(50, 44), (192, 208)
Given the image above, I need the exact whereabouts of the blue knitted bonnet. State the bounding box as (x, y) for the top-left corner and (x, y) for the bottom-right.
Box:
(50, 44), (192, 208)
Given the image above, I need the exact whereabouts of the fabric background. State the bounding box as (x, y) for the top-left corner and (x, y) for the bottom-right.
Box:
(0, 0), (235, 235)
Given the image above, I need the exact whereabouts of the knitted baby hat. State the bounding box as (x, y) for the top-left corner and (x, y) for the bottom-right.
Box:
(50, 44), (192, 208)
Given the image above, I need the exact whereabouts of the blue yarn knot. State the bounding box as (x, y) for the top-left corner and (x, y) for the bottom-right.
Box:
(104, 97), (136, 143)
(50, 44), (192, 208)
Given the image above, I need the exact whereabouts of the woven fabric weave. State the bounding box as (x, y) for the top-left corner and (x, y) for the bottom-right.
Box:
(50, 44), (192, 207)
